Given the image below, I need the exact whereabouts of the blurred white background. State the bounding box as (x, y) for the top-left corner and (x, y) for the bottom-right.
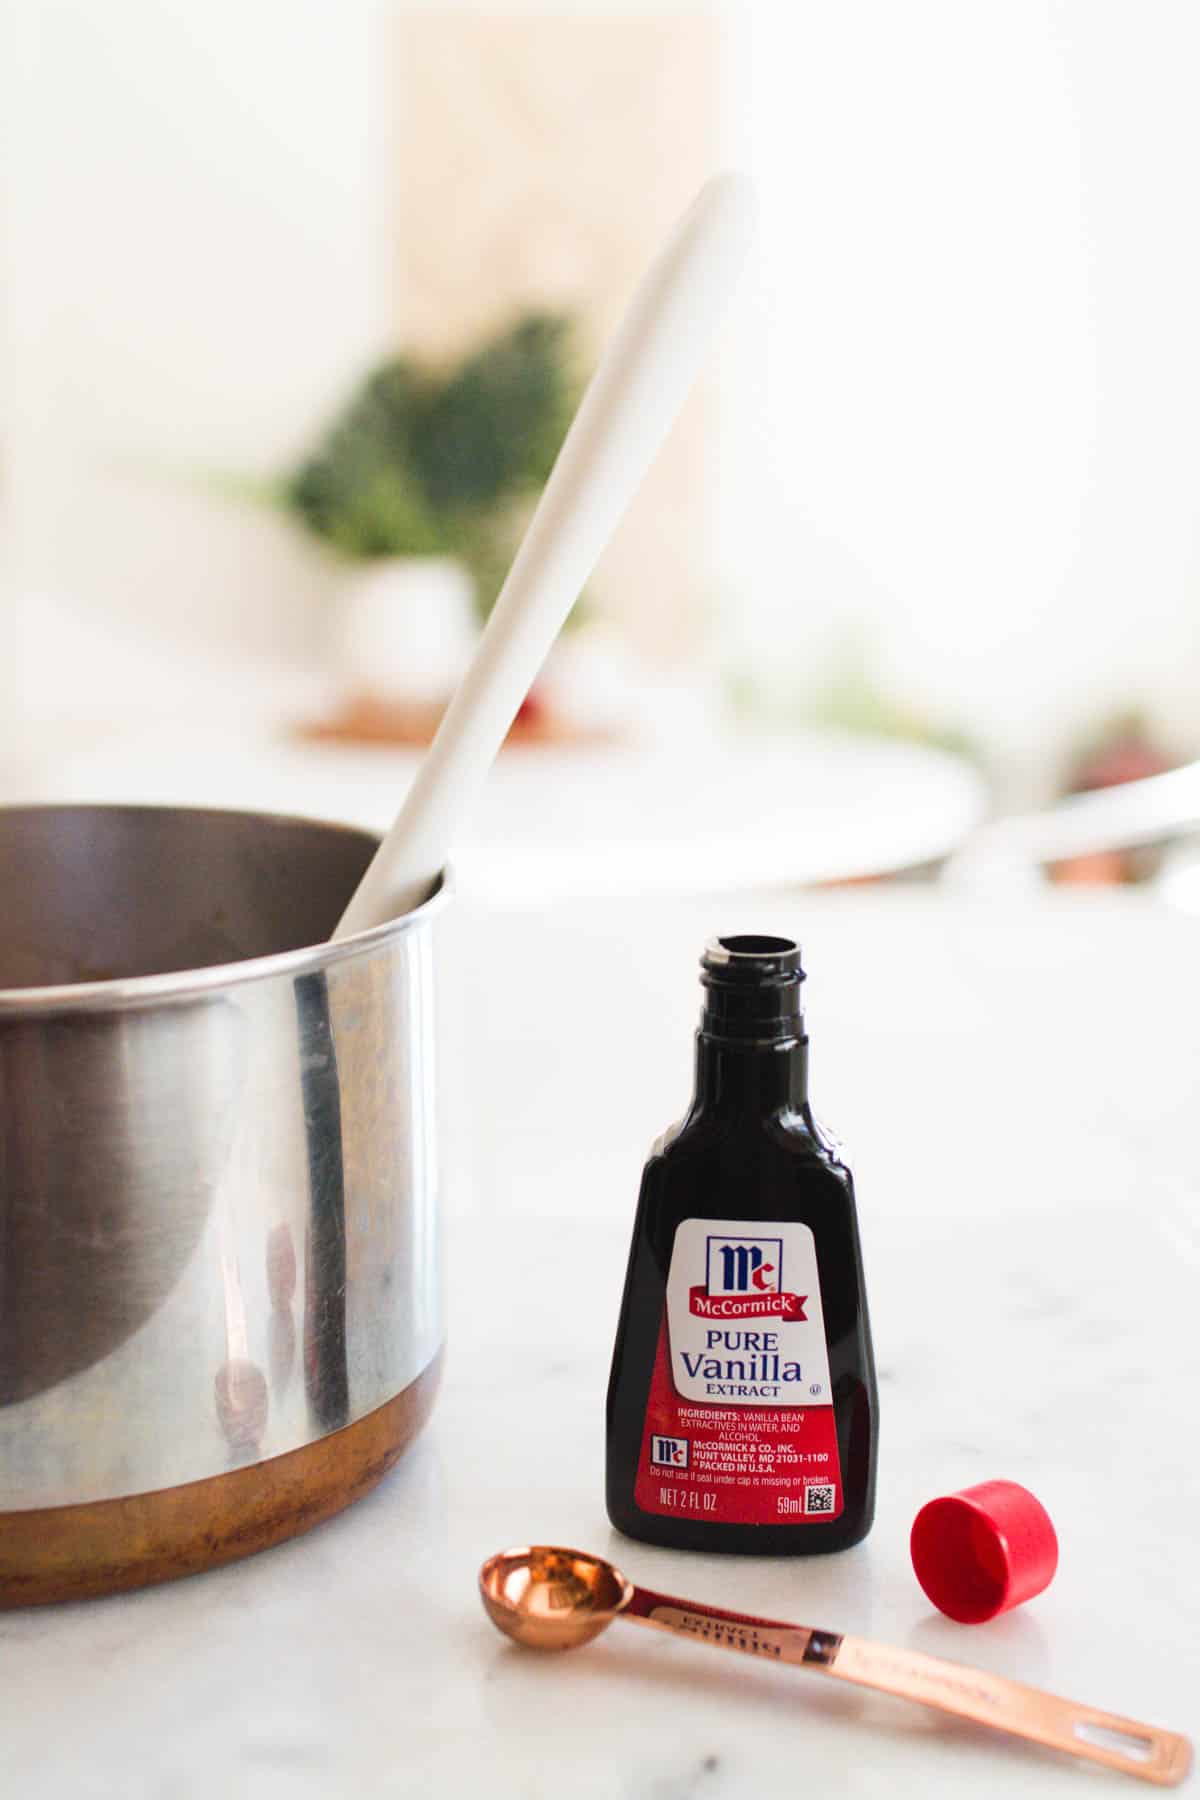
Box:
(719, 1), (1200, 794)
(1, 0), (388, 718)
(2, 0), (1198, 874)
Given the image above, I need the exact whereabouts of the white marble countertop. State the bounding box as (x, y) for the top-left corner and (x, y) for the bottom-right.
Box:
(2, 888), (1197, 1796)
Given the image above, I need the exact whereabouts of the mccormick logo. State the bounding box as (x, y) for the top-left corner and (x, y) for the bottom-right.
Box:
(689, 1236), (807, 1320)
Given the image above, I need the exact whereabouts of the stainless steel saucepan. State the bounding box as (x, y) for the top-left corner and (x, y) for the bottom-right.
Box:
(0, 805), (447, 1604)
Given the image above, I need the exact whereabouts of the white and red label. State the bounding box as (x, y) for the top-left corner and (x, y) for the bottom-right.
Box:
(635, 1217), (844, 1524)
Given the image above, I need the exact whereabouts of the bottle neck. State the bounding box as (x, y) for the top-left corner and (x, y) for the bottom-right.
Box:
(692, 933), (809, 1120)
(692, 1030), (809, 1119)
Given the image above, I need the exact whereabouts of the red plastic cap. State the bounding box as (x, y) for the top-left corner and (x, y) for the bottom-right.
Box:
(910, 1480), (1058, 1624)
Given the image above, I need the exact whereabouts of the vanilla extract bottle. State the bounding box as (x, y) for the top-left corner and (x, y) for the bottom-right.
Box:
(606, 936), (878, 1554)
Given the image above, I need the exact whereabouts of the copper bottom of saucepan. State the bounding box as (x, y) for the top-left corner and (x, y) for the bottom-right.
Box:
(0, 1355), (440, 1608)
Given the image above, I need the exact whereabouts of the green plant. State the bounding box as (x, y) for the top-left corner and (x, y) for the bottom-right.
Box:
(283, 313), (577, 617)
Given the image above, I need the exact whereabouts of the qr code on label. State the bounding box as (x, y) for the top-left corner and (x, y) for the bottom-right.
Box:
(804, 1485), (837, 1515)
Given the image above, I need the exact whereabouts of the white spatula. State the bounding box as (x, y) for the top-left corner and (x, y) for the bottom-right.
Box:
(333, 172), (756, 939)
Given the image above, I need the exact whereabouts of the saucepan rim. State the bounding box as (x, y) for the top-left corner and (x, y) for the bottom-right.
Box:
(0, 802), (451, 1016)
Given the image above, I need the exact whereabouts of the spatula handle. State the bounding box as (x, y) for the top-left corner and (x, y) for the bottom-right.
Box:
(333, 172), (756, 938)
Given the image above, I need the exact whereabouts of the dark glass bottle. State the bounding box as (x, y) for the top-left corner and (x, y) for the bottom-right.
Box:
(606, 935), (877, 1554)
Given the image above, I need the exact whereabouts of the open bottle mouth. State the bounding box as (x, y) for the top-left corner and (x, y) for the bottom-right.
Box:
(703, 934), (802, 976)
(700, 934), (805, 1040)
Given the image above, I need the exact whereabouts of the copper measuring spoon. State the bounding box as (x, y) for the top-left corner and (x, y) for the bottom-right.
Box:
(479, 1546), (1191, 1786)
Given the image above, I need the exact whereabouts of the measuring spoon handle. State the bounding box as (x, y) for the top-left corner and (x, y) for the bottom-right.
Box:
(830, 1633), (1191, 1786)
(624, 1588), (1191, 1786)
